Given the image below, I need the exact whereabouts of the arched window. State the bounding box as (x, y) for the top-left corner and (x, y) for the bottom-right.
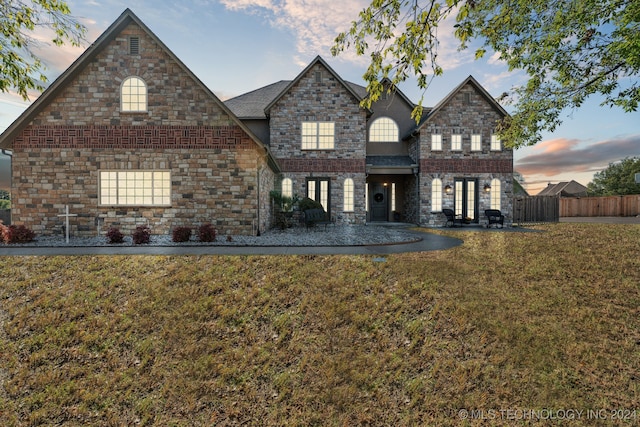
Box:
(343, 178), (354, 212)
(121, 76), (147, 112)
(369, 117), (399, 142)
(431, 178), (442, 212)
(281, 178), (293, 198)
(490, 178), (501, 210)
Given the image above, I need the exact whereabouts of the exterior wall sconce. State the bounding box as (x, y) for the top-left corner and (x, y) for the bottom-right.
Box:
(484, 184), (491, 192)
(444, 185), (453, 194)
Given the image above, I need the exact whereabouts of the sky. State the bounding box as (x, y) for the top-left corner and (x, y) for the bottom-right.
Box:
(0, 0), (638, 194)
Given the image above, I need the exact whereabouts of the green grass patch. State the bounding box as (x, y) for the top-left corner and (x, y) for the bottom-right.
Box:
(0, 223), (639, 425)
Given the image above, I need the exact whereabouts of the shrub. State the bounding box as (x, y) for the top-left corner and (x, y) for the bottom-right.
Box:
(132, 225), (151, 245)
(105, 227), (125, 244)
(298, 197), (323, 212)
(0, 223), (35, 244)
(198, 223), (216, 242)
(172, 226), (192, 243)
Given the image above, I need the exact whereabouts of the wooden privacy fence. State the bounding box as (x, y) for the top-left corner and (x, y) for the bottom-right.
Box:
(560, 195), (640, 217)
(513, 196), (560, 223)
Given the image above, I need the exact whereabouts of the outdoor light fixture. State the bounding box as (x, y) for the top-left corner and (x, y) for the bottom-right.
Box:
(484, 184), (491, 192)
(444, 185), (453, 194)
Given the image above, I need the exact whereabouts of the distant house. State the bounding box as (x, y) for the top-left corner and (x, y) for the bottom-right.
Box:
(0, 8), (514, 236)
(537, 180), (588, 197)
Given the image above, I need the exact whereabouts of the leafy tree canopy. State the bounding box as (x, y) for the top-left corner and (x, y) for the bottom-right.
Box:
(587, 157), (640, 196)
(0, 0), (86, 100)
(332, 0), (640, 148)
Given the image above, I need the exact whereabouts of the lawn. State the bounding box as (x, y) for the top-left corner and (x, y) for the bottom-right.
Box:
(0, 223), (639, 426)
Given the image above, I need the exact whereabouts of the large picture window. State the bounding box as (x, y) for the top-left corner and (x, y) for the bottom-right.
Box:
(369, 117), (399, 142)
(302, 122), (334, 149)
(100, 170), (171, 206)
(121, 76), (147, 112)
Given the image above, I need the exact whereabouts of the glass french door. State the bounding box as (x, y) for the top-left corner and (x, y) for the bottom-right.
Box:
(306, 178), (330, 215)
(454, 178), (478, 223)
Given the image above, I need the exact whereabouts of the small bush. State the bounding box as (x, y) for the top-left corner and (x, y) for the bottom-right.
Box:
(298, 197), (323, 212)
(198, 223), (216, 242)
(106, 227), (125, 244)
(0, 223), (35, 244)
(132, 225), (151, 245)
(172, 226), (192, 243)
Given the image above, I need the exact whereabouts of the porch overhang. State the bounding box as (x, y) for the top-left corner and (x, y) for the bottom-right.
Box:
(366, 156), (418, 175)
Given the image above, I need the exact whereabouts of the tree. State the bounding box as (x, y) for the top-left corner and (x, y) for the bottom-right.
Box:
(587, 157), (640, 196)
(0, 0), (86, 100)
(332, 0), (640, 148)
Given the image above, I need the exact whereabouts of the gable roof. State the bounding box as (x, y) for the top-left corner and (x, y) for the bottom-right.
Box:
(414, 75), (509, 132)
(0, 9), (280, 171)
(225, 80), (290, 119)
(537, 180), (588, 197)
(263, 55), (368, 115)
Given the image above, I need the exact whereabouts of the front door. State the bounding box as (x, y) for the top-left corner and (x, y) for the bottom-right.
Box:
(455, 178), (478, 223)
(369, 183), (388, 221)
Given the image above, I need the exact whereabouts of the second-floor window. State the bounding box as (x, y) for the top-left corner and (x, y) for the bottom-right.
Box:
(491, 134), (502, 151)
(121, 76), (147, 112)
(431, 134), (442, 151)
(302, 122), (334, 150)
(451, 134), (462, 151)
(369, 117), (399, 142)
(471, 134), (482, 151)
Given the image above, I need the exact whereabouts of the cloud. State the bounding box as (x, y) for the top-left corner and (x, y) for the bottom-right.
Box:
(219, 0), (367, 62)
(515, 135), (640, 177)
(217, 0), (478, 71)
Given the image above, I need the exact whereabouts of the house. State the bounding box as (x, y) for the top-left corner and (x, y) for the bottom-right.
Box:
(0, 9), (513, 237)
(226, 59), (513, 227)
(537, 180), (588, 197)
(0, 9), (280, 237)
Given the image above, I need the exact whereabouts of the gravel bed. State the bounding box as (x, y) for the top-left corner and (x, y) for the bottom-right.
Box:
(4, 225), (422, 247)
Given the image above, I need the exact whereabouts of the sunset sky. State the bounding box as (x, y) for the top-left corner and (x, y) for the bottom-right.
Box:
(0, 0), (638, 194)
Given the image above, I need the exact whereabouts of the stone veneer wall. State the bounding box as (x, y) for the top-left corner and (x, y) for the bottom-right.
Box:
(9, 21), (275, 237)
(417, 82), (514, 226)
(269, 62), (368, 224)
(12, 125), (264, 237)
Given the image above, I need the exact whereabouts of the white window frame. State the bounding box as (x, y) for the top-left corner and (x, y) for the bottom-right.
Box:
(369, 117), (399, 142)
(121, 76), (147, 112)
(431, 178), (443, 212)
(343, 178), (354, 212)
(491, 134), (502, 151)
(99, 170), (171, 206)
(491, 178), (501, 210)
(431, 134), (442, 151)
(451, 134), (462, 151)
(302, 121), (335, 150)
(471, 134), (482, 151)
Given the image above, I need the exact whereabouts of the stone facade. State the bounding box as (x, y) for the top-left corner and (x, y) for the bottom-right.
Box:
(4, 13), (276, 237)
(416, 81), (514, 226)
(269, 62), (368, 224)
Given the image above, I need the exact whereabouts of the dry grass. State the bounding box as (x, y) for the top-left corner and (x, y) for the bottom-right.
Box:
(0, 223), (639, 426)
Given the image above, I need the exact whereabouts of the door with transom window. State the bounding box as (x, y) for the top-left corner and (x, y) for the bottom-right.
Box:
(454, 178), (478, 223)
